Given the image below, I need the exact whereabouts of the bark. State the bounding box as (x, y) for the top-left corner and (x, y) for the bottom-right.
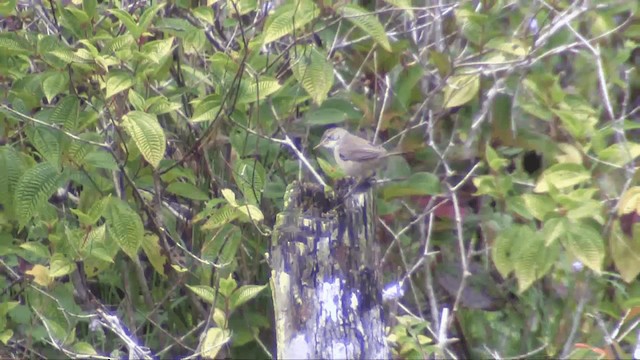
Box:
(270, 180), (390, 359)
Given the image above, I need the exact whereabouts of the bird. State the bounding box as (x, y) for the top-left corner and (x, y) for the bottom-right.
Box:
(314, 127), (400, 178)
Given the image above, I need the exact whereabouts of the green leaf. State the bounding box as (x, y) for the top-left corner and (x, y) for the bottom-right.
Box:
(233, 159), (265, 205)
(338, 4), (392, 52)
(534, 163), (590, 193)
(202, 205), (239, 230)
(106, 71), (134, 99)
(563, 224), (604, 274)
(49, 253), (75, 278)
(15, 162), (63, 228)
(0, 146), (25, 217)
(304, 107), (349, 126)
(292, 47), (334, 105)
(109, 9), (141, 39)
(141, 234), (167, 277)
(72, 342), (98, 355)
(485, 146), (509, 171)
(49, 96), (79, 128)
(201, 328), (231, 359)
(138, 3), (164, 36)
(104, 198), (144, 259)
(26, 126), (62, 169)
(121, 111), (166, 168)
(381, 172), (441, 200)
(166, 182), (209, 201)
(42, 72), (69, 103)
(263, 0), (319, 44)
(513, 229), (556, 292)
(442, 73), (480, 108)
(230, 284), (268, 312)
(236, 78), (282, 104)
(83, 0), (97, 19)
(186, 284), (216, 304)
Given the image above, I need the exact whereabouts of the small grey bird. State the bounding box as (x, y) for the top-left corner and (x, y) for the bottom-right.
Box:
(315, 127), (399, 177)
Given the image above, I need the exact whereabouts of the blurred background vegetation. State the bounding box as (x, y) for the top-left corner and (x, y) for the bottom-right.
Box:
(1, 0), (639, 358)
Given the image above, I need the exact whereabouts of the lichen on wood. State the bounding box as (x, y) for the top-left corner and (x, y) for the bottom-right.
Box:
(270, 180), (389, 359)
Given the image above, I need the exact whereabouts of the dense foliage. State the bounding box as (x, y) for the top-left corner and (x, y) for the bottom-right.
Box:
(1, 0), (639, 358)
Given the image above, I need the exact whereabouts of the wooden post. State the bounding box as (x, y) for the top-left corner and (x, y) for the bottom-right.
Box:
(269, 180), (390, 359)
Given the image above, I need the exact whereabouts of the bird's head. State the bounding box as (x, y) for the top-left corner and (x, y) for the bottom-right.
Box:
(314, 127), (349, 150)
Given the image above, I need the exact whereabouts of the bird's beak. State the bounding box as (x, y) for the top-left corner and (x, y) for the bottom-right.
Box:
(313, 140), (325, 150)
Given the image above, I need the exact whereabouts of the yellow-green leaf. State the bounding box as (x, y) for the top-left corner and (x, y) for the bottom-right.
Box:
(201, 328), (231, 359)
(618, 186), (640, 216)
(26, 264), (52, 287)
(610, 221), (640, 283)
(563, 224), (604, 274)
(442, 73), (480, 108)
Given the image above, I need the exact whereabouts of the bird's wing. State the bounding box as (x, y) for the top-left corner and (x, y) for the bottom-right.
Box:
(338, 135), (387, 161)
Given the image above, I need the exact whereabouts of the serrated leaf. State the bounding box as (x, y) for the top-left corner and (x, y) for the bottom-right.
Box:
(263, 0), (319, 44)
(292, 47), (334, 105)
(42, 72), (69, 103)
(166, 182), (209, 201)
(610, 221), (640, 283)
(563, 224), (604, 274)
(443, 73), (480, 108)
(230, 283), (268, 311)
(338, 4), (391, 51)
(186, 284), (216, 303)
(534, 163), (590, 193)
(15, 162), (63, 228)
(104, 198), (143, 259)
(106, 71), (134, 99)
(201, 328), (231, 359)
(121, 111), (166, 168)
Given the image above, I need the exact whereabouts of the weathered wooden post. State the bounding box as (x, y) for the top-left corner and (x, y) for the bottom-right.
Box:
(269, 180), (390, 359)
